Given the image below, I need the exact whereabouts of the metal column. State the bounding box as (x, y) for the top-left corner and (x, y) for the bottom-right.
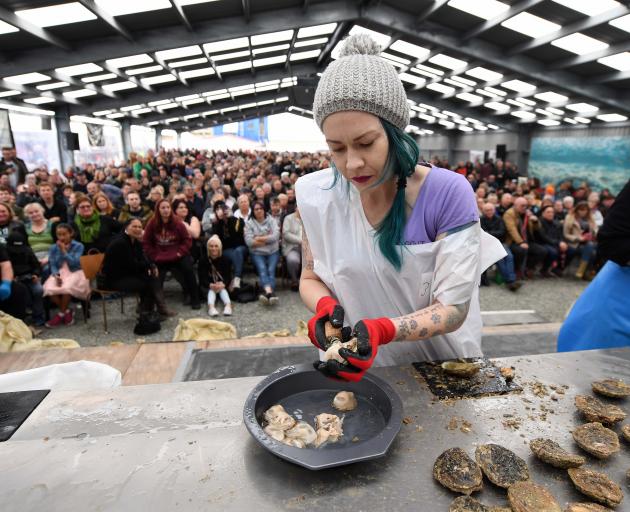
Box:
(54, 105), (75, 172)
(516, 125), (532, 176)
(155, 129), (162, 151)
(121, 118), (132, 158)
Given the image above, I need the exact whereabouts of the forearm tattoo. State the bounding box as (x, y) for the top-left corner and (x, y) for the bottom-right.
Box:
(393, 300), (470, 341)
(301, 220), (314, 271)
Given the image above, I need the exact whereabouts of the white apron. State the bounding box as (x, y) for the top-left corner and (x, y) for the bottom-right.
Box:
(296, 169), (505, 366)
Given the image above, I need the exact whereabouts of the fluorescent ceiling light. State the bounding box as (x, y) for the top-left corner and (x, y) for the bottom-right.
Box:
(574, 117), (591, 123)
(175, 94), (200, 101)
(515, 97), (536, 106)
(183, 114), (201, 120)
(93, 110), (113, 116)
(297, 23), (337, 38)
(179, 67), (215, 79)
(131, 108), (153, 115)
(107, 54), (153, 68)
(126, 65), (163, 76)
(459, 126), (474, 132)
(212, 50), (251, 61)
(537, 119), (561, 126)
(252, 45), (289, 56)
(148, 99), (171, 107)
(169, 57), (208, 68)
(120, 104), (144, 111)
(534, 91), (569, 103)
(426, 83), (456, 95)
(484, 101), (510, 111)
(511, 111), (536, 120)
(0, 90), (21, 98)
(207, 93), (230, 100)
(428, 54), (468, 70)
(107, 113), (126, 119)
(381, 52), (411, 65)
(501, 79), (536, 92)
(0, 103), (54, 116)
(475, 89), (500, 98)
(290, 49), (321, 61)
(566, 102), (599, 113)
(158, 103), (179, 110)
(82, 73), (117, 83)
(551, 34), (608, 55)
(546, 107), (564, 115)
(0, 20), (19, 34)
(102, 81), (137, 91)
(95, 0), (171, 16)
(456, 92), (483, 102)
(465, 66), (502, 82)
(64, 89), (98, 98)
(501, 12), (561, 38)
(177, 0), (223, 5)
(536, 108), (557, 116)
(485, 86), (507, 96)
(447, 0), (509, 20)
(444, 78), (468, 88)
(37, 82), (69, 90)
(147, 121), (160, 126)
(451, 76), (476, 86)
(596, 113), (628, 122)
(389, 40), (430, 59)
(438, 120), (455, 129)
(507, 99), (530, 107)
(295, 38), (329, 48)
(563, 118), (578, 124)
(414, 64), (444, 76)
(487, 124), (499, 130)
(3, 72), (50, 85)
(551, 0), (620, 16)
(24, 97), (55, 105)
(204, 37), (249, 54)
(399, 73), (426, 87)
(55, 63), (103, 76)
(610, 14), (630, 34)
(183, 98), (205, 106)
(416, 114), (436, 123)
(251, 30), (294, 46)
(217, 61), (251, 73)
(253, 55), (287, 67)
(16, 3), (96, 28)
(156, 46), (202, 61)
(598, 52), (630, 71)
(142, 74), (178, 85)
(348, 25), (391, 49)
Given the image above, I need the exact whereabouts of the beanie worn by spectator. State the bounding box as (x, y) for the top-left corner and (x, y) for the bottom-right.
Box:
(312, 33), (410, 131)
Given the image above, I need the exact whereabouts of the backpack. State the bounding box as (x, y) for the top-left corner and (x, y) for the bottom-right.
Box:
(233, 282), (257, 303)
(133, 311), (161, 335)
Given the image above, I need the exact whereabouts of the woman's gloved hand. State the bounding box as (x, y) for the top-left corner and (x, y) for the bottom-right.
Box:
(317, 318), (396, 382)
(307, 296), (345, 350)
(0, 280), (11, 301)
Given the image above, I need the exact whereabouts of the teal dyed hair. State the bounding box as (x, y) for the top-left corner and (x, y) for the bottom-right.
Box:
(328, 118), (420, 270)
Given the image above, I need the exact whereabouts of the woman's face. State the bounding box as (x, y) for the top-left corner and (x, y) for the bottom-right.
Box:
(0, 205), (10, 224)
(322, 111), (389, 191)
(253, 203), (265, 221)
(126, 220), (143, 240)
(576, 206), (588, 219)
(159, 202), (171, 219)
(214, 206), (225, 220)
(77, 201), (93, 218)
(208, 241), (220, 258)
(56, 227), (72, 244)
(26, 206), (43, 223)
(96, 197), (108, 211)
(175, 202), (188, 218)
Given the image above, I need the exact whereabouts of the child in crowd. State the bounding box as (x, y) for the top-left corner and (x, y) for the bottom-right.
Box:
(43, 223), (90, 327)
(199, 235), (233, 317)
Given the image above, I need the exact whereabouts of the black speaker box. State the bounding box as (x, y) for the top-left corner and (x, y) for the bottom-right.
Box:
(63, 132), (80, 151)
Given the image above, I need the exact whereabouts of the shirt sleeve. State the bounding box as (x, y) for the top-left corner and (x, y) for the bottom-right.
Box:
(435, 174), (480, 237)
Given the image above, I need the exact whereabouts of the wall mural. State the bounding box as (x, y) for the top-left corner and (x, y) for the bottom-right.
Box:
(529, 136), (630, 194)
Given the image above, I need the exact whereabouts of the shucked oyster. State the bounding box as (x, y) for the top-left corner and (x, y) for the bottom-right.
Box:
(591, 378), (630, 398)
(574, 395), (626, 425)
(507, 481), (561, 512)
(314, 413), (343, 447)
(568, 468), (624, 508)
(282, 420), (317, 448)
(475, 444), (529, 489)
(529, 438), (585, 469)
(572, 422), (620, 459)
(433, 448), (483, 495)
(332, 391), (358, 412)
(263, 404), (295, 430)
(448, 496), (510, 512)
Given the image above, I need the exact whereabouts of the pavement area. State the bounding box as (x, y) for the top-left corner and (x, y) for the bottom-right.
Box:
(32, 273), (588, 350)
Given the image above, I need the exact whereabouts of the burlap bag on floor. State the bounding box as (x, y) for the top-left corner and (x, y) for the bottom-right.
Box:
(173, 318), (237, 341)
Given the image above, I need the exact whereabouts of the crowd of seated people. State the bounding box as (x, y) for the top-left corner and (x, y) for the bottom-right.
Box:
(0, 144), (619, 331)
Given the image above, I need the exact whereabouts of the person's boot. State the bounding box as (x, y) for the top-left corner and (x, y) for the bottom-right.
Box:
(155, 291), (176, 318)
(575, 261), (588, 279)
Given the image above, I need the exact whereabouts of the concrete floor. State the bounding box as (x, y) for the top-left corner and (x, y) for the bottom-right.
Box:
(34, 274), (588, 348)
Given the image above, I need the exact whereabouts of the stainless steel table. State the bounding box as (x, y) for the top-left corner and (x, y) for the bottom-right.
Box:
(1, 349), (629, 511)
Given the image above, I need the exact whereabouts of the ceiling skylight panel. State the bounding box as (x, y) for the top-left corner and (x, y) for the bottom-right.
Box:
(348, 26), (391, 49)
(596, 113), (628, 122)
(251, 30), (294, 46)
(252, 45), (289, 56)
(37, 82), (69, 90)
(156, 46), (202, 61)
(466, 67), (502, 82)
(610, 14), (630, 33)
(399, 73), (426, 87)
(0, 20), (18, 34)
(102, 81), (137, 91)
(428, 54), (468, 70)
(551, 0), (620, 16)
(426, 83), (456, 95)
(148, 99), (172, 106)
(501, 12), (561, 38)
(295, 38), (329, 48)
(484, 102), (510, 111)
(456, 92), (484, 102)
(141, 74), (177, 85)
(598, 52), (630, 71)
(546, 107), (564, 115)
(3, 72), (50, 85)
(537, 119), (560, 126)
(447, 0), (510, 20)
(501, 79), (536, 92)
(574, 117), (591, 123)
(169, 58), (208, 68)
(107, 54), (154, 68)
(125, 65), (163, 76)
(179, 68), (215, 79)
(551, 34), (609, 55)
(566, 102), (599, 113)
(24, 97), (55, 105)
(64, 89), (98, 98)
(81, 73), (117, 83)
(297, 23), (337, 38)
(444, 78), (468, 88)
(55, 63), (103, 77)
(381, 53), (411, 65)
(205, 38), (249, 54)
(510, 111), (536, 120)
(534, 91), (569, 103)
(253, 55), (287, 67)
(485, 86), (507, 96)
(415, 64), (444, 76)
(451, 76), (476, 86)
(290, 50), (321, 61)
(217, 61), (251, 73)
(389, 40), (430, 59)
(94, 0), (171, 16)
(16, 3), (96, 27)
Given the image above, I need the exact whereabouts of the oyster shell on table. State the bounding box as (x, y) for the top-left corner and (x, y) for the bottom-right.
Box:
(572, 422), (620, 459)
(564, 503), (614, 512)
(475, 444), (530, 489)
(591, 379), (630, 399)
(433, 448), (483, 495)
(448, 496), (510, 512)
(332, 391), (358, 412)
(621, 424), (630, 443)
(567, 468), (623, 508)
(574, 395), (626, 425)
(441, 361), (480, 378)
(507, 481), (561, 512)
(529, 438), (585, 468)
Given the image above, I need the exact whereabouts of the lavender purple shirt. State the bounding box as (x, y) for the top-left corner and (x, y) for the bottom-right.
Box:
(403, 166), (479, 245)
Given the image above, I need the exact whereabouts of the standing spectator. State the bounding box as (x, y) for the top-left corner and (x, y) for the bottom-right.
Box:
(199, 235), (233, 317)
(0, 146), (28, 188)
(564, 201), (598, 280)
(142, 199), (200, 309)
(245, 200), (280, 305)
(503, 197), (546, 279)
(281, 209), (302, 291)
(480, 203), (520, 291)
(37, 182), (67, 223)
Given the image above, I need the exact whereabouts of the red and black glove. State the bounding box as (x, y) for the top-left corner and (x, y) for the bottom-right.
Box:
(307, 296), (348, 350)
(316, 318), (396, 382)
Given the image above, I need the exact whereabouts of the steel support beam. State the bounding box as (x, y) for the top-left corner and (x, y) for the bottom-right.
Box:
(592, 69), (630, 84)
(121, 118), (132, 159)
(150, 52), (190, 87)
(516, 125), (532, 176)
(0, 6), (70, 51)
(77, 0), (133, 41)
(155, 129), (162, 151)
(242, 0), (251, 23)
(416, 0), (449, 24)
(100, 62), (155, 93)
(167, 104), (289, 132)
(317, 21), (352, 67)
(461, 0), (544, 42)
(48, 71), (119, 99)
(55, 106), (75, 171)
(169, 0), (193, 31)
(361, 6), (630, 114)
(550, 40), (630, 70)
(0, 79), (83, 106)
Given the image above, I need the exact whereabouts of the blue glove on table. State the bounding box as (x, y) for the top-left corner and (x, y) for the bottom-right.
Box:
(0, 280), (12, 301)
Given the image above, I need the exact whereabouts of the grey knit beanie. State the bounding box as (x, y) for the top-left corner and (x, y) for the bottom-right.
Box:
(313, 33), (410, 131)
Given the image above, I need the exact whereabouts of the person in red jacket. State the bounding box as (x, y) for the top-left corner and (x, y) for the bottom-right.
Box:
(142, 199), (200, 309)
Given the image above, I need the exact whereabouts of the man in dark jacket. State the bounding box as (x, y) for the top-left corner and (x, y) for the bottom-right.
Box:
(0, 147), (28, 189)
(480, 202), (520, 291)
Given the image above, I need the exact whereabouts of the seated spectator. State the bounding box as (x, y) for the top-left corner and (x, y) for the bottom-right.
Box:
(101, 218), (174, 319)
(562, 196), (574, 215)
(142, 199), (200, 309)
(536, 205), (571, 277)
(269, 197), (283, 228)
(0, 243), (28, 320)
(281, 209), (302, 291)
(146, 186), (164, 211)
(480, 202), (520, 290)
(118, 192), (153, 226)
(16, 180), (38, 207)
(233, 194), (252, 220)
(0, 202), (26, 245)
(172, 199), (201, 241)
(0, 185), (23, 220)
(245, 200), (280, 305)
(199, 235), (233, 317)
(93, 192), (118, 219)
(6, 230), (45, 326)
(553, 199), (565, 223)
(587, 191), (604, 228)
(24, 202), (54, 267)
(37, 182), (67, 223)
(72, 195), (121, 253)
(503, 197), (546, 279)
(564, 201), (598, 280)
(209, 200), (247, 290)
(183, 183), (204, 220)
(496, 192), (513, 217)
(43, 223), (90, 327)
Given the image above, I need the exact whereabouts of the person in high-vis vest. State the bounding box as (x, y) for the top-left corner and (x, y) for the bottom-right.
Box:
(296, 34), (505, 382)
